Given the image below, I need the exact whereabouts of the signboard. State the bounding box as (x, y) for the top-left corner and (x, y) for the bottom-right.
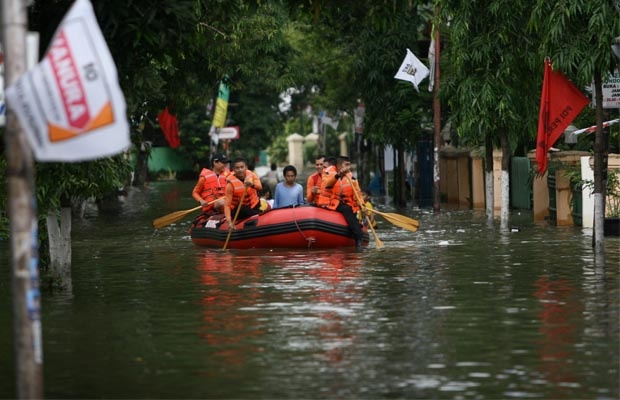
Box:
(601, 72), (620, 108)
(217, 126), (239, 140)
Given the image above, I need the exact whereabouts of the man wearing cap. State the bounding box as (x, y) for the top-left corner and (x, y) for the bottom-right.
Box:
(192, 153), (231, 216)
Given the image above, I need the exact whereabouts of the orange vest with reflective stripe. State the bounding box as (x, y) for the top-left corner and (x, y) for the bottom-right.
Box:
(227, 172), (260, 209)
(198, 168), (229, 211)
(327, 174), (360, 212)
(306, 172), (322, 204)
(316, 166), (337, 207)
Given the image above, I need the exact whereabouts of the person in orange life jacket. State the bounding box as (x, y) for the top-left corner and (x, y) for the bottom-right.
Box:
(192, 152), (231, 216)
(224, 157), (263, 229)
(316, 156), (337, 208)
(306, 154), (325, 205)
(323, 156), (365, 248)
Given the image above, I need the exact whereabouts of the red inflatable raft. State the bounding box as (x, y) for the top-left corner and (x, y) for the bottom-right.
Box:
(190, 205), (369, 249)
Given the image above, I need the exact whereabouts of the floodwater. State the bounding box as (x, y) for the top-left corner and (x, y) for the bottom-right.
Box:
(1, 181), (619, 399)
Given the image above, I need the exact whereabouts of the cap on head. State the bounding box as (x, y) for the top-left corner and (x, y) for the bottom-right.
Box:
(212, 153), (230, 164)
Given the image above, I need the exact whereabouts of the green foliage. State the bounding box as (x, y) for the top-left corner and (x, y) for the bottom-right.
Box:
(529, 0), (619, 83)
(269, 135), (289, 164)
(35, 156), (133, 213)
(437, 0), (539, 151)
(346, 2), (433, 148)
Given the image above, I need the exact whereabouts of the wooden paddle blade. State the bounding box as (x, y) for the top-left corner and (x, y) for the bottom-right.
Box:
(367, 209), (419, 232)
(152, 205), (202, 229)
(381, 214), (419, 232)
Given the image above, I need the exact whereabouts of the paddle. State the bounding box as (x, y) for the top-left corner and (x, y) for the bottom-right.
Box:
(347, 177), (384, 249)
(152, 199), (217, 229)
(223, 186), (248, 251)
(364, 208), (420, 233)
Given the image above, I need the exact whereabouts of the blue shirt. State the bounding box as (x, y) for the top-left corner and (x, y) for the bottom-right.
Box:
(273, 182), (304, 208)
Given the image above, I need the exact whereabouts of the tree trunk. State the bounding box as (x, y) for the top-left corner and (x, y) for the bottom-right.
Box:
(132, 142), (150, 187)
(592, 70), (606, 254)
(397, 143), (407, 207)
(485, 136), (494, 222)
(500, 132), (510, 230)
(46, 208), (73, 291)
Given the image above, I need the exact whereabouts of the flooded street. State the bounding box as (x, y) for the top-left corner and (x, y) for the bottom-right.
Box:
(1, 181), (618, 399)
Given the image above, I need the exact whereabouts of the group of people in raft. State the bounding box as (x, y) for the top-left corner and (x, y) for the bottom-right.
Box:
(191, 153), (376, 248)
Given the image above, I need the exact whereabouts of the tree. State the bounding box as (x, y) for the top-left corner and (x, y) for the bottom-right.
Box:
(436, 0), (540, 228)
(530, 0), (619, 255)
(6, 0), (296, 289)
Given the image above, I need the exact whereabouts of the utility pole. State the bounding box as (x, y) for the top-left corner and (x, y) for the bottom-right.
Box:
(432, 17), (442, 212)
(1, 0), (44, 398)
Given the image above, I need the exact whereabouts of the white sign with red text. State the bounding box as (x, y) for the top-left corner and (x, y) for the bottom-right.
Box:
(5, 0), (129, 161)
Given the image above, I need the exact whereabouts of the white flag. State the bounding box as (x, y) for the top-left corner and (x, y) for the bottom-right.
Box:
(321, 115), (339, 130)
(394, 48), (429, 92)
(428, 38), (436, 92)
(5, 0), (129, 162)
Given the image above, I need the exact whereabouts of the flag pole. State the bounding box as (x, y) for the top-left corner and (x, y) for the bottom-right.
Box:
(2, 0), (44, 397)
(432, 12), (442, 212)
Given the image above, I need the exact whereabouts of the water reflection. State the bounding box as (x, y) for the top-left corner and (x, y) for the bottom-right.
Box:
(533, 275), (580, 394)
(0, 182), (617, 399)
(196, 251), (264, 368)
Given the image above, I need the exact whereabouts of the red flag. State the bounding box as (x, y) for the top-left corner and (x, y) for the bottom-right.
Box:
(536, 58), (588, 174)
(157, 107), (180, 148)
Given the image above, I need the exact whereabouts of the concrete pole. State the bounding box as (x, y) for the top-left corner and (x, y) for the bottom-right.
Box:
(1, 0), (44, 398)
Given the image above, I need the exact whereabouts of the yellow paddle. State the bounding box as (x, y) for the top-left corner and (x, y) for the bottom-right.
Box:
(364, 208), (419, 232)
(347, 177), (384, 249)
(223, 187), (248, 250)
(152, 198), (217, 229)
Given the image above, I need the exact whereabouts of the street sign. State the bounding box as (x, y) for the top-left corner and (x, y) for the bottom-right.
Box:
(217, 126), (239, 140)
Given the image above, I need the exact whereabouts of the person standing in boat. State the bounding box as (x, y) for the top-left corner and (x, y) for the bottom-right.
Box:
(224, 157), (263, 227)
(306, 154), (325, 205)
(273, 165), (304, 208)
(322, 156), (365, 248)
(192, 153), (231, 216)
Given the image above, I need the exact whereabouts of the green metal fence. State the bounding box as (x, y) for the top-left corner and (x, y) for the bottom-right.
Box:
(510, 157), (532, 210)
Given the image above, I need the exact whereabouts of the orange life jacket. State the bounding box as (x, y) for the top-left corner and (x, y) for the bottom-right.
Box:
(227, 171), (260, 210)
(316, 165), (337, 207)
(327, 174), (360, 212)
(198, 168), (229, 211)
(306, 172), (322, 204)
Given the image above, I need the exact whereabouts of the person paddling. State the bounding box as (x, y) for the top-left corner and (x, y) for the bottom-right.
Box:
(192, 153), (231, 216)
(224, 157), (262, 228)
(322, 156), (365, 248)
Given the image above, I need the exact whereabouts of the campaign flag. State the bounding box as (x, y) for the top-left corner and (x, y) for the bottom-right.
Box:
(157, 107), (180, 148)
(5, 0), (129, 162)
(212, 77), (229, 128)
(536, 58), (589, 174)
(394, 48), (429, 92)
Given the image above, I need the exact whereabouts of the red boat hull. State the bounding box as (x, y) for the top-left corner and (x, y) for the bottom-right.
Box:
(190, 205), (369, 249)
